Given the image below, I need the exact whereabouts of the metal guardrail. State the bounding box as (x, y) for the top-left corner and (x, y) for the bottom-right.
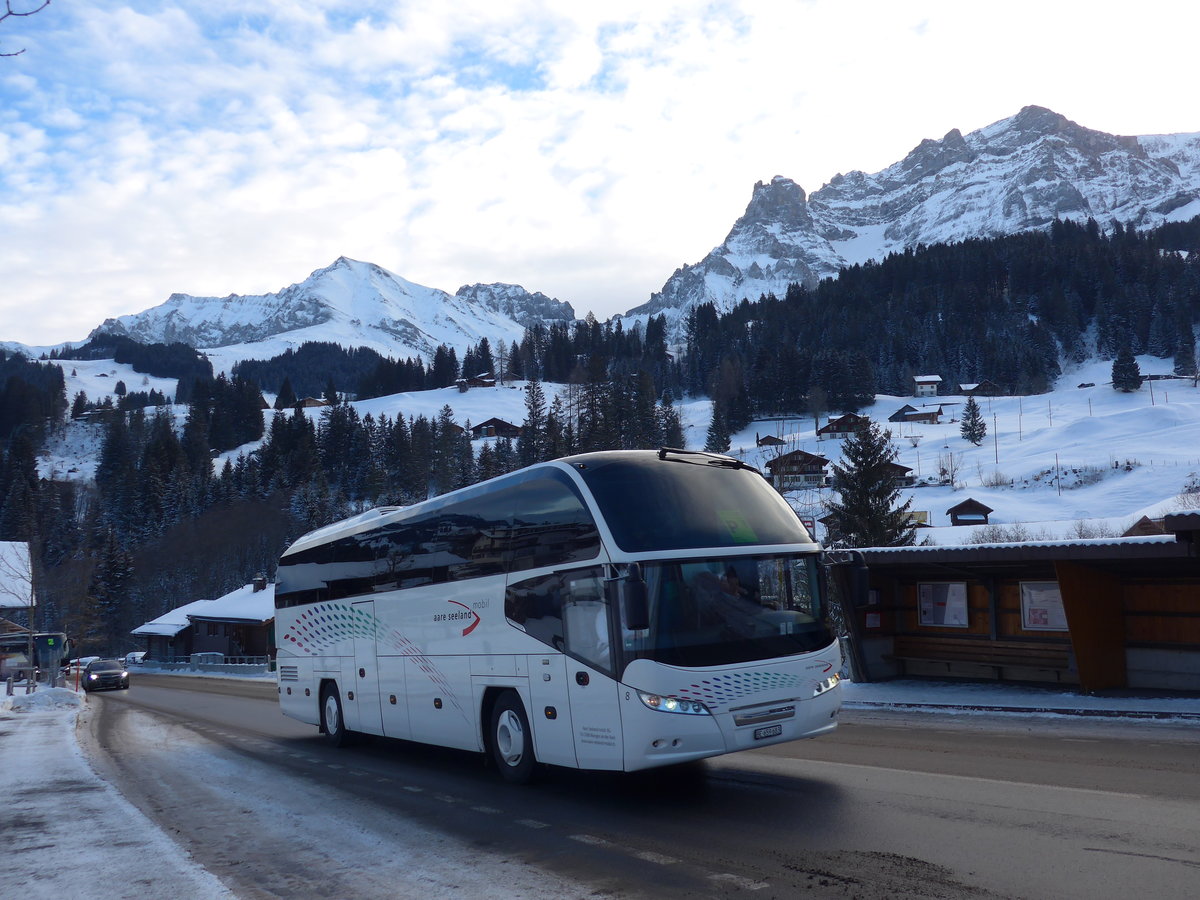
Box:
(138, 656), (274, 676)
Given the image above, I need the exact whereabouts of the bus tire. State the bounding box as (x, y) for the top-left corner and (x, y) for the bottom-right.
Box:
(320, 683), (351, 747)
(489, 691), (536, 784)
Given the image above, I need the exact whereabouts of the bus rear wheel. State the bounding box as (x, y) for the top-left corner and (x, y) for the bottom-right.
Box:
(320, 683), (351, 747)
(490, 691), (536, 784)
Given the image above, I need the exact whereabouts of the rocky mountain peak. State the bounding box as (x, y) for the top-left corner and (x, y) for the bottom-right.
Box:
(624, 107), (1200, 342)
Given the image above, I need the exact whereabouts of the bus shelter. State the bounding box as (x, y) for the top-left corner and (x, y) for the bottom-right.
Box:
(833, 513), (1200, 693)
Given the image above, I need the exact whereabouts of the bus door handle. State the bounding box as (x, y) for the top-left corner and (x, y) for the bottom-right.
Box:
(575, 671), (589, 686)
(359, 668), (366, 678)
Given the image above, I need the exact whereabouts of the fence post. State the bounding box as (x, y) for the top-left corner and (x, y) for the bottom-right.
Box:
(5, 676), (12, 696)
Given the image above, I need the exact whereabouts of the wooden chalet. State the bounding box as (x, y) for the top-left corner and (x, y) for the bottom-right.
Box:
(755, 433), (787, 447)
(947, 498), (993, 526)
(958, 380), (1003, 397)
(471, 417), (522, 440)
(457, 373), (498, 391)
(816, 413), (869, 441)
(764, 449), (830, 490)
(913, 374), (942, 398)
(888, 404), (941, 425)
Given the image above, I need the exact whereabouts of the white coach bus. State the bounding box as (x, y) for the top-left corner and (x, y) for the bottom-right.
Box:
(274, 448), (842, 782)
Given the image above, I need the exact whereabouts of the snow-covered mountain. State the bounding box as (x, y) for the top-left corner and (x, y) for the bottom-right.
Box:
(90, 257), (574, 364)
(625, 106), (1200, 337)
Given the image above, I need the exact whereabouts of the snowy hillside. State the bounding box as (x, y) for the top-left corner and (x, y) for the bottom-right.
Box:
(733, 358), (1200, 545)
(87, 257), (574, 366)
(625, 106), (1200, 339)
(40, 356), (1200, 548)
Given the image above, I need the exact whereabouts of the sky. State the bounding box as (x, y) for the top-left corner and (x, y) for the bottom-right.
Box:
(2, 1), (1199, 347)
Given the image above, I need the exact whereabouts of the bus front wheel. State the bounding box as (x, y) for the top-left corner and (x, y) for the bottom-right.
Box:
(320, 683), (351, 747)
(490, 691), (536, 784)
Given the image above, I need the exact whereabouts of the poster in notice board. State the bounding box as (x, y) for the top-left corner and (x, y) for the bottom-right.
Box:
(1021, 582), (1068, 631)
(918, 582), (968, 627)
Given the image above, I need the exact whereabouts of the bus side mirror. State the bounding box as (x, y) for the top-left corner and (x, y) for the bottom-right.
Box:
(622, 565), (650, 631)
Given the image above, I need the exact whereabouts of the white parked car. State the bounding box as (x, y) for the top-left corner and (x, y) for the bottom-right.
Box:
(124, 651), (147, 667)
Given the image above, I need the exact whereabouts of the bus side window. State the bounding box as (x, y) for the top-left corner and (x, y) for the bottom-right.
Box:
(562, 571), (610, 672)
(505, 573), (566, 650)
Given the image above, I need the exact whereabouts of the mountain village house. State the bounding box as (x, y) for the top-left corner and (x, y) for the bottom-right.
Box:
(816, 413), (869, 441)
(471, 417), (522, 439)
(131, 578), (275, 665)
(887, 404), (943, 425)
(764, 449), (830, 490)
(913, 375), (942, 397)
(947, 498), (994, 526)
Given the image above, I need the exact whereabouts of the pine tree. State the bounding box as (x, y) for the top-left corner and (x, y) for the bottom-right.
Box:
(704, 399), (730, 453)
(1111, 345), (1143, 392)
(518, 380), (548, 466)
(275, 376), (297, 410)
(824, 421), (916, 548)
(960, 396), (987, 445)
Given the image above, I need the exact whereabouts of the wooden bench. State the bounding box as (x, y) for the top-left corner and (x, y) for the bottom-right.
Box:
(888, 636), (1075, 683)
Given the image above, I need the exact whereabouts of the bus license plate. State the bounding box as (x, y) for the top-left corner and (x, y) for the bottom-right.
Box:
(753, 724), (783, 740)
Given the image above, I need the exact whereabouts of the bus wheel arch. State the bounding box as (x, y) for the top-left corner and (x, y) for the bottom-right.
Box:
(487, 689), (537, 784)
(319, 680), (351, 747)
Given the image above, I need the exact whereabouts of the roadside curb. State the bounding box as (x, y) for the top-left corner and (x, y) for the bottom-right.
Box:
(842, 701), (1200, 721)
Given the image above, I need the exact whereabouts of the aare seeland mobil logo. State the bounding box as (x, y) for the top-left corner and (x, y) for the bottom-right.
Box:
(434, 600), (481, 636)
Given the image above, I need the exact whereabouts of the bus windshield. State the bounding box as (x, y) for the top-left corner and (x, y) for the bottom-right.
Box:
(619, 554), (833, 668)
(572, 454), (812, 552)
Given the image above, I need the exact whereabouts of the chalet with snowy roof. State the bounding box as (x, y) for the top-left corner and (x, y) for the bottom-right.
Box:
(957, 379), (1003, 397)
(471, 417), (522, 440)
(457, 373), (497, 391)
(764, 449), (830, 490)
(829, 512), (1200, 693)
(913, 375), (942, 398)
(131, 577), (275, 663)
(300, 396), (331, 408)
(947, 498), (993, 526)
(887, 404), (942, 425)
(816, 413), (869, 441)
(755, 433), (787, 447)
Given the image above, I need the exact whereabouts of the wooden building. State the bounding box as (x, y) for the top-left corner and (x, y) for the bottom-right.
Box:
(764, 449), (830, 490)
(947, 498), (993, 526)
(816, 413), (869, 441)
(471, 417), (522, 439)
(831, 513), (1200, 692)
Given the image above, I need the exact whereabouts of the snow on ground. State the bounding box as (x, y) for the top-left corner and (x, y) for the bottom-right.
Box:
(38, 353), (1200, 545)
(0, 688), (234, 899)
(731, 357), (1200, 541)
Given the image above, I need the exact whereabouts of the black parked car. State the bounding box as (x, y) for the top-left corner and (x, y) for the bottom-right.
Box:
(82, 658), (130, 692)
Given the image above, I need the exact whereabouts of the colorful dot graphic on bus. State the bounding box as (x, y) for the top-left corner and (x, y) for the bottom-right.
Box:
(671, 671), (810, 708)
(280, 601), (467, 719)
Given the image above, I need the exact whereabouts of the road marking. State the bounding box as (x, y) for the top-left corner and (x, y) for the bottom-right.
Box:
(709, 873), (768, 891)
(517, 818), (549, 829)
(433, 793), (460, 804)
(403, 785), (424, 793)
(471, 806), (501, 814)
(569, 834), (612, 847)
(635, 850), (679, 865)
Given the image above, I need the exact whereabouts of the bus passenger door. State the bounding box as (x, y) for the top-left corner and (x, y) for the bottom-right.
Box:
(350, 599), (384, 736)
(562, 575), (623, 771)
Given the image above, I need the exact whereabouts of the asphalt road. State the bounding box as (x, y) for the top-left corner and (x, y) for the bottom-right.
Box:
(82, 675), (1200, 899)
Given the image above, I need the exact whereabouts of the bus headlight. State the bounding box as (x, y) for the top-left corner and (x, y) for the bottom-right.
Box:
(636, 691), (711, 715)
(812, 673), (840, 697)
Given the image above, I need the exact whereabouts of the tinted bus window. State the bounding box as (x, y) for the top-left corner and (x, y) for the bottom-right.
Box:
(574, 456), (809, 553)
(276, 467), (600, 608)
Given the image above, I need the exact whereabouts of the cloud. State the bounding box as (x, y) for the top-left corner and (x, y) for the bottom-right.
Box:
(1, 1), (1199, 345)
